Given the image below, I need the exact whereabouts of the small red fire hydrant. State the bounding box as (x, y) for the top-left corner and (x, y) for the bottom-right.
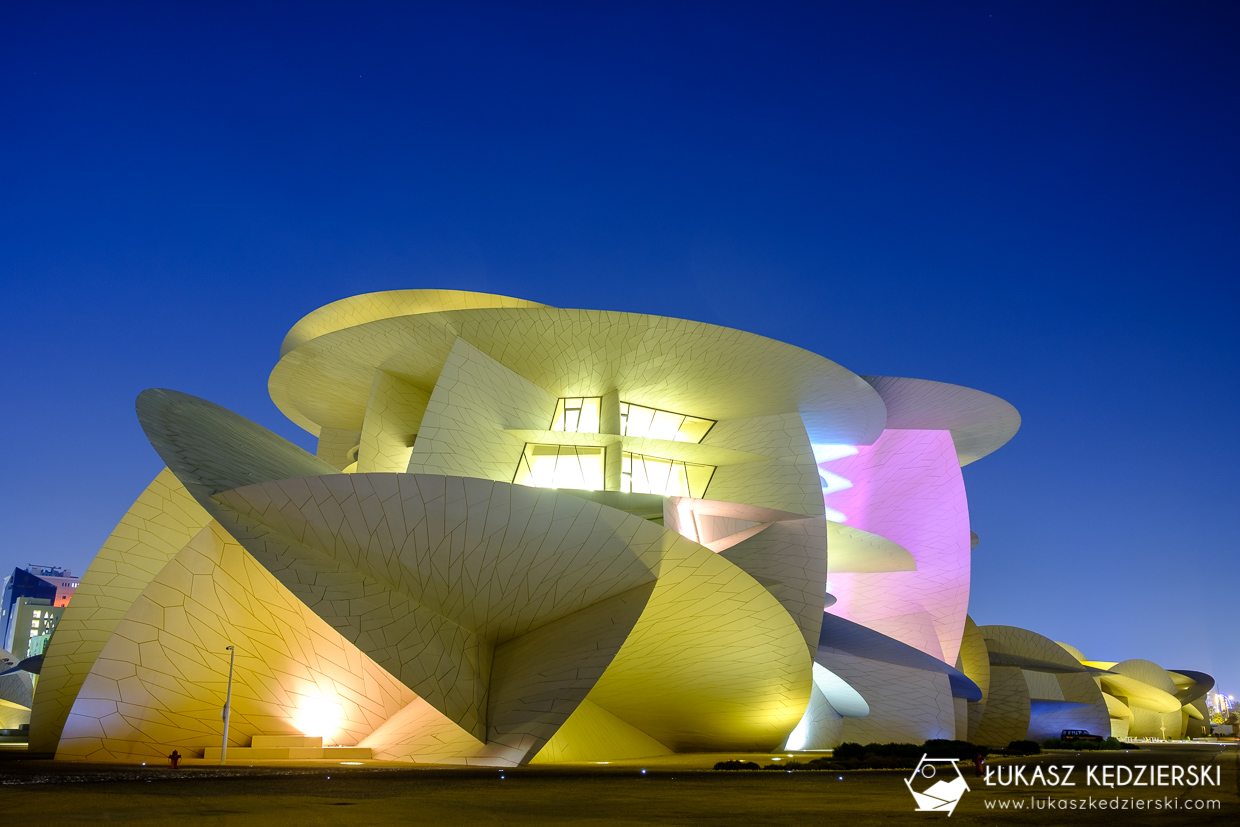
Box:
(168, 749), (181, 769)
(973, 753), (985, 777)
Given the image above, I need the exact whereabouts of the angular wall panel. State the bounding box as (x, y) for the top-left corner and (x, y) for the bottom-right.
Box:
(582, 531), (812, 753)
(316, 427), (362, 471)
(972, 666), (1030, 748)
(210, 474), (664, 759)
(485, 584), (656, 759)
(702, 414), (824, 517)
(357, 370), (431, 473)
(824, 651), (958, 745)
(530, 699), (671, 764)
(784, 663), (868, 750)
(357, 696), (491, 765)
(407, 338), (557, 481)
(957, 616), (991, 741)
(718, 517), (827, 657)
(783, 684), (843, 751)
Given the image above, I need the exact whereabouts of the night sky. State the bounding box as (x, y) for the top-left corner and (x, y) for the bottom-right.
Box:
(3, 3), (1237, 695)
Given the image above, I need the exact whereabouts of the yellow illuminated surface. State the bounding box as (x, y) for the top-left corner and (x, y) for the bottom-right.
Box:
(279, 288), (547, 358)
(620, 403), (713, 443)
(622, 452), (714, 498)
(550, 397), (601, 434)
(514, 443), (605, 490)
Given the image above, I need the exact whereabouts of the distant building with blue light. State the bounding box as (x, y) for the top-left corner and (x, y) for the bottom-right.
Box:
(1, 564), (78, 658)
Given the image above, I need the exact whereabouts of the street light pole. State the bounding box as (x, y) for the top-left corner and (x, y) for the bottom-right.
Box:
(220, 645), (236, 766)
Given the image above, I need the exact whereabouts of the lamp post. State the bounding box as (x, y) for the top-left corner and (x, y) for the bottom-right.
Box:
(220, 645), (236, 766)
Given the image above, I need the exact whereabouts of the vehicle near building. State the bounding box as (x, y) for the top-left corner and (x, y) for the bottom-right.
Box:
(1060, 729), (1103, 742)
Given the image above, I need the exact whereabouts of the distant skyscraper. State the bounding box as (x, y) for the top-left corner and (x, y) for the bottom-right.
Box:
(0, 565), (78, 656)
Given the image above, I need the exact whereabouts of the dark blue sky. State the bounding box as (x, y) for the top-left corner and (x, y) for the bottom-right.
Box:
(3, 3), (1237, 692)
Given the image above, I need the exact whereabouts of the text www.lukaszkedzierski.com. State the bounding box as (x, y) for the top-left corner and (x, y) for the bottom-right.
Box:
(984, 796), (1220, 811)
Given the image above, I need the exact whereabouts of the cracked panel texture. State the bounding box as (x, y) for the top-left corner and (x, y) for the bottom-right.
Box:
(28, 469), (212, 755)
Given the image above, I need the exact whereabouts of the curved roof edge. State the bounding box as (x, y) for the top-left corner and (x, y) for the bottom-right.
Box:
(270, 300), (889, 445)
(1055, 640), (1087, 661)
(860, 375), (1021, 466)
(136, 388), (337, 506)
(988, 651), (1090, 674)
(1168, 670), (1215, 705)
(280, 289), (549, 357)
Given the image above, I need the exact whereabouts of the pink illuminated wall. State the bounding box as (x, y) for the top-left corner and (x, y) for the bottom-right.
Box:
(821, 429), (971, 666)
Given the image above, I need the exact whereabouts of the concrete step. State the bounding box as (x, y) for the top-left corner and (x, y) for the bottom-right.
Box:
(251, 735), (323, 749)
(201, 744), (372, 760)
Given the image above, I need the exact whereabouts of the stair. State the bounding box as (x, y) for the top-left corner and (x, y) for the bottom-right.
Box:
(202, 735), (372, 760)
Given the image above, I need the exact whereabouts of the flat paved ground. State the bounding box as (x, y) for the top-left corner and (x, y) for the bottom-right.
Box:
(1, 744), (1235, 825)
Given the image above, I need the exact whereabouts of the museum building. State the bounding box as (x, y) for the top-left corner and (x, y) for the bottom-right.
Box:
(0, 290), (1211, 764)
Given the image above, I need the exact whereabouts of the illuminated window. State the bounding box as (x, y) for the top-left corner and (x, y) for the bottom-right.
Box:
(514, 444), (605, 491)
(31, 621), (40, 628)
(621, 452), (714, 498)
(549, 398), (601, 434)
(619, 403), (714, 443)
(32, 611), (41, 618)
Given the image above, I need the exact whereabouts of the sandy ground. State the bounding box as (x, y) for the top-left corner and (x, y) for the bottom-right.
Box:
(0, 744), (1235, 825)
